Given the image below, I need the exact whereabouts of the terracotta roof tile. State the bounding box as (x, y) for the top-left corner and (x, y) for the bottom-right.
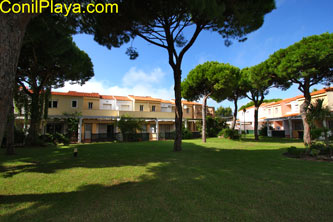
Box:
(128, 95), (161, 102)
(52, 91), (100, 98)
(114, 96), (132, 101)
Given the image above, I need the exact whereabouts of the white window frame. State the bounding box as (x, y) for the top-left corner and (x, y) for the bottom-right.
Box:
(49, 100), (58, 108)
(71, 99), (78, 108)
(88, 102), (93, 110)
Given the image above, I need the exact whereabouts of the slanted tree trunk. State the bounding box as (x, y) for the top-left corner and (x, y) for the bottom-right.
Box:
(300, 90), (312, 146)
(254, 106), (259, 140)
(231, 95), (238, 130)
(202, 95), (209, 143)
(6, 91), (15, 155)
(0, 14), (33, 146)
(173, 66), (183, 151)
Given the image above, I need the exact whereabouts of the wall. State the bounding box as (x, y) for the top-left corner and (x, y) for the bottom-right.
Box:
(100, 99), (116, 110)
(48, 95), (83, 116)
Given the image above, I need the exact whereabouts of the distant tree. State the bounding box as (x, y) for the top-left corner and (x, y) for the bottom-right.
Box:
(218, 65), (246, 130)
(117, 115), (144, 134)
(83, 0), (275, 151)
(216, 107), (232, 117)
(306, 99), (332, 153)
(16, 15), (94, 145)
(242, 63), (273, 140)
(268, 33), (333, 145)
(182, 62), (233, 143)
(63, 112), (82, 142)
(238, 98), (282, 111)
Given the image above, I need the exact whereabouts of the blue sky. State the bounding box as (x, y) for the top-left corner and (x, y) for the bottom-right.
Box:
(57, 0), (333, 110)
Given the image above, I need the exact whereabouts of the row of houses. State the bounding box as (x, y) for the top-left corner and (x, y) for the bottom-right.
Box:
(235, 87), (333, 138)
(17, 91), (215, 142)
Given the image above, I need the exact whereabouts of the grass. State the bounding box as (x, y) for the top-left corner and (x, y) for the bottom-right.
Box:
(1, 136), (333, 221)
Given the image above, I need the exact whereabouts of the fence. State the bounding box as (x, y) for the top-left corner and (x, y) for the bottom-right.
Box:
(91, 133), (117, 142)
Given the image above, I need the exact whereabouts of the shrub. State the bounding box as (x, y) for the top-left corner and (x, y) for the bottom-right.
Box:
(287, 146), (304, 157)
(53, 133), (70, 145)
(310, 149), (320, 157)
(182, 128), (193, 139)
(311, 128), (324, 140)
(219, 128), (239, 139)
(259, 122), (273, 136)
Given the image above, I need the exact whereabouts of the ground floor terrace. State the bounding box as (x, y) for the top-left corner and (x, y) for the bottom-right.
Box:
(35, 116), (201, 143)
(266, 115), (333, 139)
(235, 116), (333, 139)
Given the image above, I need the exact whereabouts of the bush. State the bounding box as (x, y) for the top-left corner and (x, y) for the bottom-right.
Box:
(182, 128), (193, 139)
(218, 128), (239, 139)
(42, 133), (70, 145)
(287, 146), (305, 157)
(310, 128), (324, 140)
(259, 122), (273, 136)
(310, 142), (332, 156)
(40, 133), (55, 144)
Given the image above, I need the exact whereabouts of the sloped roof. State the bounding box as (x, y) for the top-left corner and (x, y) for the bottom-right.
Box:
(128, 95), (161, 102)
(52, 91), (100, 98)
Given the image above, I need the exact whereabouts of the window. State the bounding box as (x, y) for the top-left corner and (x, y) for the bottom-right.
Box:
(88, 102), (93, 109)
(140, 105), (144, 111)
(152, 106), (156, 112)
(275, 108), (278, 113)
(186, 108), (190, 114)
(48, 100), (58, 108)
(268, 109), (271, 115)
(72, 100), (77, 108)
(121, 105), (130, 111)
(103, 104), (112, 110)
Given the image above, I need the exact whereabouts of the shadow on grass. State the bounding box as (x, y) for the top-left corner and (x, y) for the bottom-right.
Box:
(239, 136), (303, 144)
(1, 140), (332, 221)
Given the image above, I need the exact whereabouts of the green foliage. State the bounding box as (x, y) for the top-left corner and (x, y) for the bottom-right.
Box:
(287, 146), (305, 157)
(309, 148), (320, 157)
(182, 62), (239, 102)
(239, 99), (282, 111)
(310, 128), (324, 140)
(118, 115), (144, 134)
(215, 106), (232, 117)
(306, 99), (332, 128)
(268, 33), (333, 90)
(182, 128), (193, 139)
(218, 128), (239, 140)
(259, 122), (274, 137)
(63, 111), (82, 140)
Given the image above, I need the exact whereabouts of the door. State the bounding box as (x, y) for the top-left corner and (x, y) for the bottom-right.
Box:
(84, 124), (92, 140)
(107, 125), (114, 137)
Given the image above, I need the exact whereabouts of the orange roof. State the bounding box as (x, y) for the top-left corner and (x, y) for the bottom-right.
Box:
(114, 96), (132, 101)
(100, 95), (114, 100)
(282, 113), (300, 118)
(128, 95), (161, 102)
(161, 100), (174, 104)
(52, 91), (100, 98)
(182, 100), (201, 105)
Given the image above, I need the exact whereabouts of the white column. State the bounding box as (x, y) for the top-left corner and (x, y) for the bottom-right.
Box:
(288, 119), (293, 138)
(267, 120), (270, 137)
(78, 117), (83, 143)
(156, 120), (159, 141)
(185, 119), (188, 129)
(323, 119), (327, 128)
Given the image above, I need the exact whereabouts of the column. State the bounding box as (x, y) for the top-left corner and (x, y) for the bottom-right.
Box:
(185, 119), (188, 129)
(288, 119), (293, 138)
(156, 119), (159, 141)
(78, 117), (83, 143)
(266, 120), (270, 137)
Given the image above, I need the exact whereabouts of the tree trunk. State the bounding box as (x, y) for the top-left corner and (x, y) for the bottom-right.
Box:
(6, 95), (15, 155)
(173, 67), (182, 151)
(0, 14), (32, 147)
(254, 106), (259, 140)
(202, 96), (208, 143)
(300, 91), (312, 146)
(231, 96), (238, 130)
(27, 93), (42, 145)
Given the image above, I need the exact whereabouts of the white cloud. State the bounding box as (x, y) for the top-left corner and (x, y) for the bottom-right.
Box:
(54, 67), (175, 100)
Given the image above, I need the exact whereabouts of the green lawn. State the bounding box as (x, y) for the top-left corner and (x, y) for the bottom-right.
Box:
(1, 137), (333, 221)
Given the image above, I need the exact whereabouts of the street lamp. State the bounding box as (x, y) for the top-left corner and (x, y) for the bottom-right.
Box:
(243, 108), (246, 137)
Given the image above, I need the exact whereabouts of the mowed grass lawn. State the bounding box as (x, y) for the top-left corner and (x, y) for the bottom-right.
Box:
(1, 137), (333, 221)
